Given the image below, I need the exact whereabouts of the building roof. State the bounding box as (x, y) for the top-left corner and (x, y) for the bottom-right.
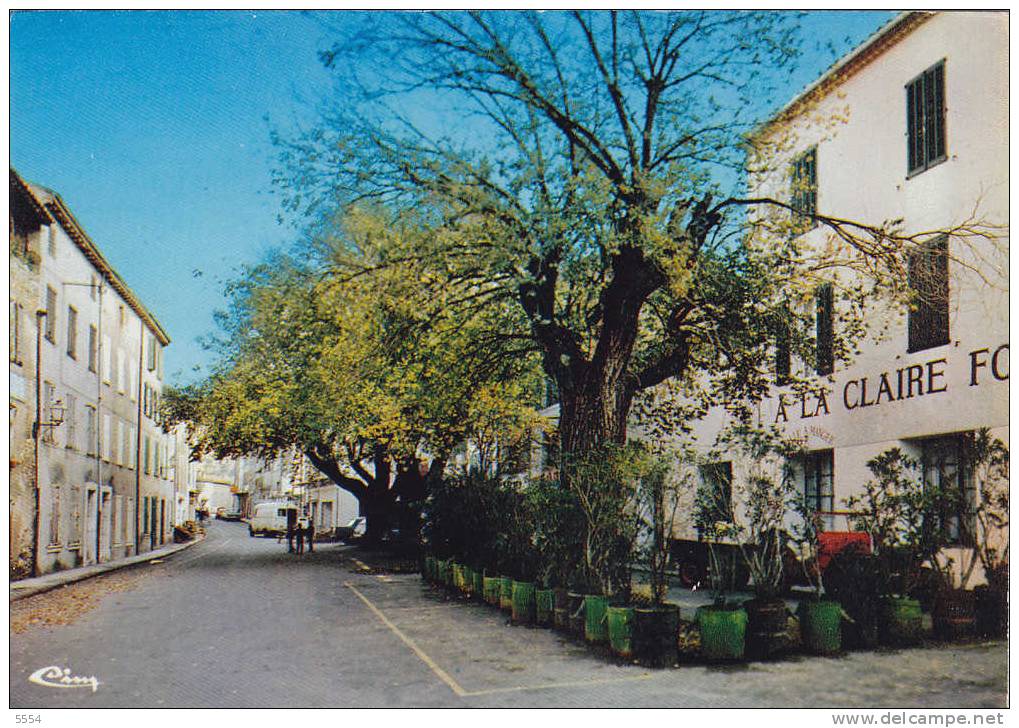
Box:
(13, 168), (172, 346)
(10, 168), (53, 229)
(754, 11), (934, 140)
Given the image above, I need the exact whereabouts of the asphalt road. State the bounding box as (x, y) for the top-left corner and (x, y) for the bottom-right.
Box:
(9, 520), (1009, 709)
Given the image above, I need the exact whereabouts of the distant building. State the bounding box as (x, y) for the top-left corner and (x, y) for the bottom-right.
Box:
(9, 168), (175, 578)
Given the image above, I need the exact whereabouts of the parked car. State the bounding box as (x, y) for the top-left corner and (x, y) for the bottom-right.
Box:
(219, 509), (243, 522)
(249, 503), (296, 537)
(334, 517), (366, 542)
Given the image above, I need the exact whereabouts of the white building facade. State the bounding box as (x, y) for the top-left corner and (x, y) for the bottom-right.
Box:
(670, 12), (1008, 571)
(9, 169), (175, 577)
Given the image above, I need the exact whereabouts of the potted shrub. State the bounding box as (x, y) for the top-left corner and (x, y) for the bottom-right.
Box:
(527, 477), (586, 628)
(847, 448), (947, 646)
(628, 454), (683, 666)
(717, 427), (796, 661)
(560, 445), (641, 642)
(790, 493), (843, 655)
(694, 529), (748, 662)
(970, 430), (1009, 638)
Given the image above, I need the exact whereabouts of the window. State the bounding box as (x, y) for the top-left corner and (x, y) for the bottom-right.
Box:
(88, 326), (98, 373)
(908, 235), (950, 353)
(321, 501), (333, 528)
(122, 423), (132, 469)
(42, 382), (57, 444)
(47, 226), (57, 257)
(111, 495), (119, 546)
(10, 300), (22, 364)
(790, 147), (817, 233)
(906, 61), (946, 176)
(803, 450), (835, 530)
(143, 496), (150, 534)
(102, 335), (112, 384)
(71, 485), (82, 545)
(921, 434), (976, 547)
(66, 306), (78, 359)
(147, 333), (156, 371)
(85, 405), (97, 456)
(815, 283), (834, 375)
(696, 462), (733, 534)
(117, 349), (126, 393)
(143, 436), (151, 475)
(49, 486), (61, 545)
(90, 276), (98, 302)
(65, 394), (77, 450)
(122, 497), (130, 544)
(44, 286), (57, 343)
(103, 413), (112, 461)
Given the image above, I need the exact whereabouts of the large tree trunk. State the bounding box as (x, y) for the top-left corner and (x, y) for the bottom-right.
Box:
(557, 367), (633, 457)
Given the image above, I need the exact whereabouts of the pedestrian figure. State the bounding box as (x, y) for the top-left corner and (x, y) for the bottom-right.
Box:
(295, 517), (307, 555)
(306, 518), (315, 553)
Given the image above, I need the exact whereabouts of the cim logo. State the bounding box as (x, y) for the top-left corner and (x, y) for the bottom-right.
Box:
(28, 666), (99, 693)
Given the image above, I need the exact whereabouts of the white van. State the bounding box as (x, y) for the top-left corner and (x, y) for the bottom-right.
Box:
(249, 502), (295, 537)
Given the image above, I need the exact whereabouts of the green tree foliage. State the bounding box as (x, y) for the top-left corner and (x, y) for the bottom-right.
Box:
(165, 212), (544, 539)
(274, 11), (1002, 469)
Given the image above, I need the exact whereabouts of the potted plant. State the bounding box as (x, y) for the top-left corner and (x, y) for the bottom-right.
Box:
(790, 491), (843, 655)
(627, 454), (683, 666)
(847, 448), (946, 646)
(527, 476), (586, 628)
(718, 427), (796, 661)
(969, 430), (1009, 638)
(692, 463), (748, 662)
(561, 445), (640, 642)
(694, 526), (749, 662)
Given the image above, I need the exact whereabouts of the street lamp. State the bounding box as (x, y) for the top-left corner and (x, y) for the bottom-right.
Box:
(32, 398), (65, 439)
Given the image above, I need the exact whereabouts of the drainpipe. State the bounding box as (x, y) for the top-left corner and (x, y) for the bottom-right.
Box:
(94, 283), (104, 564)
(31, 309), (46, 577)
(134, 319), (145, 553)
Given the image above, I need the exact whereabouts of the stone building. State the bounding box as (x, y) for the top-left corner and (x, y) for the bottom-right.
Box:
(9, 168), (175, 577)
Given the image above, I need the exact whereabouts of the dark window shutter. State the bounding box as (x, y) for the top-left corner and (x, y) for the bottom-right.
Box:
(815, 283), (834, 375)
(907, 235), (950, 352)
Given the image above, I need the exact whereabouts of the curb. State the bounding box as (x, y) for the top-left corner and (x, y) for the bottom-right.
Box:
(9, 534), (206, 602)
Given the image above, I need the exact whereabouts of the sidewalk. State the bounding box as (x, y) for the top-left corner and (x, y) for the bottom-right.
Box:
(9, 535), (204, 602)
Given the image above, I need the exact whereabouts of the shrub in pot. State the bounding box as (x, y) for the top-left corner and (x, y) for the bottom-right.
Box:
(970, 431), (1009, 638)
(790, 486), (842, 655)
(847, 448), (950, 646)
(693, 523), (748, 662)
(707, 426), (797, 661)
(526, 476), (586, 629)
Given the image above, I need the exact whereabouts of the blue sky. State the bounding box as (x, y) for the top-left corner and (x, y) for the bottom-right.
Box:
(10, 10), (894, 386)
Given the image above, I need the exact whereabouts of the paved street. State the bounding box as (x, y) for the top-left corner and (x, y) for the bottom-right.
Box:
(10, 520), (1008, 709)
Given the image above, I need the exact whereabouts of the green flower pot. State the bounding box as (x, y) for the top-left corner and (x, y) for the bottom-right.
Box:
(499, 577), (514, 611)
(798, 600), (843, 655)
(483, 576), (501, 605)
(606, 606), (635, 658)
(696, 604), (748, 662)
(451, 563), (463, 591)
(584, 595), (610, 644)
(880, 597), (923, 646)
(472, 569), (485, 600)
(461, 566), (475, 596)
(512, 581), (536, 624)
(535, 588), (555, 626)
(437, 560), (450, 586)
